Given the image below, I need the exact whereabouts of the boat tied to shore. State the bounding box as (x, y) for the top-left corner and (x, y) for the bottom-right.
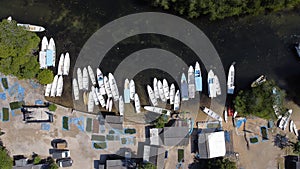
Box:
(163, 79), (170, 100)
(181, 73), (189, 101)
(57, 54), (64, 75)
(50, 75), (58, 97)
(227, 63), (235, 94)
(188, 66), (195, 98)
(147, 85), (158, 106)
(104, 76), (113, 98)
(96, 87), (106, 108)
(97, 68), (106, 95)
(194, 62), (202, 92)
(88, 66), (96, 86)
(174, 90), (180, 111)
(130, 80), (135, 101)
(134, 93), (141, 113)
(63, 52), (70, 76)
(201, 106), (223, 121)
(251, 75), (266, 88)
(157, 80), (166, 102)
(144, 106), (171, 116)
(153, 78), (160, 99)
(124, 79), (130, 103)
(82, 67), (89, 91)
(56, 76), (64, 97)
(72, 78), (79, 100)
(45, 83), (52, 97)
(109, 73), (119, 101)
(169, 84), (175, 105)
(77, 68), (83, 90)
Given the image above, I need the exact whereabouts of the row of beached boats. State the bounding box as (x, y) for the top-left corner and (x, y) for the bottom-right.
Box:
(57, 53), (71, 76)
(278, 109), (298, 136)
(45, 75), (64, 97)
(39, 36), (56, 68)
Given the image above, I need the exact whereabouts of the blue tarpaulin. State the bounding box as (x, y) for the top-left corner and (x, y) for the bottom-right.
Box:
(124, 89), (130, 103)
(46, 50), (53, 66)
(236, 118), (246, 128)
(41, 123), (50, 131)
(195, 76), (202, 91)
(70, 116), (85, 132)
(0, 93), (6, 100)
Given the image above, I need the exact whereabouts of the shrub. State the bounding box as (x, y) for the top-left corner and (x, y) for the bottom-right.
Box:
(33, 155), (41, 165)
(37, 69), (54, 85)
(48, 104), (57, 112)
(0, 146), (13, 169)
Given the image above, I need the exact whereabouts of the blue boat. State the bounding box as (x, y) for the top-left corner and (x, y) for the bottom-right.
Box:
(181, 73), (189, 101)
(194, 62), (202, 91)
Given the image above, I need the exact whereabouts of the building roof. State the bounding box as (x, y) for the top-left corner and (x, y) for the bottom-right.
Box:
(162, 126), (189, 146)
(143, 145), (165, 169)
(106, 160), (126, 169)
(105, 115), (123, 130)
(285, 155), (300, 169)
(198, 131), (226, 159)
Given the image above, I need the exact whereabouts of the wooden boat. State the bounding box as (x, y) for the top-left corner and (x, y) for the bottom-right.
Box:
(157, 80), (166, 102)
(88, 65), (96, 86)
(208, 70), (216, 98)
(201, 107), (222, 121)
(119, 96), (124, 116)
(194, 62), (202, 92)
(88, 92), (94, 112)
(181, 73), (189, 101)
(214, 75), (221, 96)
(96, 68), (106, 95)
(174, 90), (180, 111)
(134, 93), (141, 113)
(153, 78), (159, 99)
(82, 67), (89, 91)
(130, 79), (135, 100)
(188, 66), (195, 98)
(63, 52), (70, 75)
(72, 78), (79, 100)
(57, 54), (64, 75)
(163, 79), (170, 100)
(48, 38), (56, 67)
(227, 63), (235, 94)
(251, 75), (266, 88)
(91, 86), (99, 106)
(147, 85), (158, 106)
(77, 68), (83, 90)
(96, 87), (106, 108)
(144, 106), (171, 116)
(56, 76), (64, 97)
(41, 36), (48, 51)
(50, 75), (58, 97)
(169, 84), (175, 105)
(83, 91), (88, 105)
(108, 73), (119, 101)
(17, 23), (45, 32)
(45, 83), (52, 97)
(124, 79), (130, 103)
(103, 76), (112, 98)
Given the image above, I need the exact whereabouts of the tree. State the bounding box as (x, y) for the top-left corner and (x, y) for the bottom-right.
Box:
(0, 146), (13, 169)
(154, 114), (168, 128)
(33, 155), (41, 165)
(48, 104), (57, 112)
(139, 162), (157, 169)
(293, 141), (300, 154)
(0, 19), (40, 79)
(37, 69), (54, 84)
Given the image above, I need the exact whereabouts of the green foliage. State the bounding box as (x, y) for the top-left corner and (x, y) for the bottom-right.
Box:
(233, 80), (286, 120)
(0, 146), (13, 169)
(190, 157), (237, 169)
(178, 149), (184, 162)
(139, 162), (157, 169)
(37, 69), (54, 85)
(0, 19), (40, 79)
(146, 0), (300, 20)
(124, 128), (136, 134)
(2, 108), (9, 121)
(1, 78), (8, 89)
(62, 116), (69, 130)
(250, 137), (258, 143)
(154, 114), (168, 128)
(33, 155), (41, 165)
(48, 104), (57, 112)
(293, 141), (300, 154)
(48, 158), (59, 169)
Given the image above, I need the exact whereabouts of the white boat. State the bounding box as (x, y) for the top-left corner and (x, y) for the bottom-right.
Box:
(169, 84), (175, 105)
(181, 73), (189, 101)
(233, 111), (238, 118)
(88, 92), (94, 112)
(134, 93), (141, 113)
(208, 70), (216, 98)
(77, 68), (83, 90)
(96, 87), (106, 108)
(251, 75), (266, 88)
(45, 83), (52, 97)
(63, 52), (70, 75)
(82, 67), (89, 91)
(48, 38), (56, 67)
(72, 78), (79, 100)
(50, 75), (58, 97)
(41, 36), (48, 51)
(227, 63), (235, 94)
(17, 23), (45, 32)
(109, 99), (113, 112)
(294, 123), (298, 137)
(202, 107), (223, 121)
(188, 66), (195, 98)
(157, 80), (166, 102)
(130, 79), (135, 100)
(88, 65), (96, 86)
(57, 54), (64, 75)
(83, 92), (88, 106)
(119, 96), (124, 116)
(104, 76), (113, 98)
(224, 110), (228, 123)
(194, 62), (202, 92)
(7, 16), (12, 22)
(91, 86), (99, 106)
(290, 120), (294, 133)
(174, 90), (180, 111)
(153, 78), (160, 99)
(39, 51), (46, 69)
(147, 85), (158, 106)
(214, 75), (221, 96)
(295, 43), (300, 57)
(124, 79), (130, 103)
(56, 76), (64, 97)
(163, 79), (170, 100)
(278, 109), (293, 130)
(144, 106), (171, 116)
(96, 68), (106, 95)
(106, 98), (110, 110)
(108, 73), (119, 101)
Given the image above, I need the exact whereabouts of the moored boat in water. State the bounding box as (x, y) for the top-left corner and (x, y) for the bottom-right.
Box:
(104, 76), (113, 98)
(163, 79), (170, 100)
(194, 62), (202, 92)
(227, 63), (235, 94)
(181, 73), (189, 101)
(45, 83), (52, 97)
(72, 78), (79, 100)
(96, 88), (106, 108)
(153, 78), (159, 99)
(174, 90), (180, 111)
(97, 68), (106, 95)
(214, 75), (221, 96)
(50, 75), (58, 97)
(169, 84), (175, 105)
(134, 93), (141, 113)
(130, 79), (135, 101)
(91, 86), (99, 106)
(41, 36), (48, 51)
(251, 75), (266, 88)
(82, 67), (89, 91)
(108, 73), (119, 101)
(17, 23), (45, 32)
(77, 68), (83, 90)
(188, 66), (195, 98)
(157, 80), (166, 102)
(48, 38), (56, 67)
(56, 76), (64, 97)
(88, 66), (96, 86)
(147, 85), (158, 106)
(63, 52), (70, 75)
(57, 54), (64, 75)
